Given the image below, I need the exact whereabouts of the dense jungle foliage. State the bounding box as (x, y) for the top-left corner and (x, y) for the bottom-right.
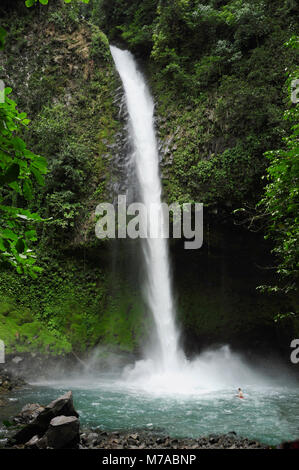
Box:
(0, 0), (298, 356)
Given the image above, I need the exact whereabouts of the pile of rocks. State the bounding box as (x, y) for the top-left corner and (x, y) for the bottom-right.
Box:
(79, 429), (268, 449)
(9, 391), (80, 449)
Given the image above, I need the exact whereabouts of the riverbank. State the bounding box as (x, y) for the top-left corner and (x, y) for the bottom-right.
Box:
(78, 429), (268, 449)
(4, 425), (269, 450)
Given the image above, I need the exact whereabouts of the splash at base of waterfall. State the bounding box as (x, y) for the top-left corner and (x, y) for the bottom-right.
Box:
(120, 345), (295, 396)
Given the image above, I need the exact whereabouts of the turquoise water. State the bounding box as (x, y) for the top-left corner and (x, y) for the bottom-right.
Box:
(2, 377), (299, 446)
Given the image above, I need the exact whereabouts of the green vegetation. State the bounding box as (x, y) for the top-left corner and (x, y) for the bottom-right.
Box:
(0, 296), (71, 354)
(0, 0), (131, 354)
(25, 0), (89, 7)
(1, 1), (121, 246)
(0, 251), (146, 354)
(257, 36), (298, 306)
(0, 0), (90, 280)
(94, 0), (297, 207)
(0, 20), (47, 277)
(0, 86), (47, 277)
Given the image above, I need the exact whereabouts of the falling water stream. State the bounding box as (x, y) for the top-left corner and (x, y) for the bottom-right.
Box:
(109, 46), (181, 372)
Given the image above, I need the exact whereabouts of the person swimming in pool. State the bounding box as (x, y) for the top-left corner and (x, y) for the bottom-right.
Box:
(237, 388), (244, 399)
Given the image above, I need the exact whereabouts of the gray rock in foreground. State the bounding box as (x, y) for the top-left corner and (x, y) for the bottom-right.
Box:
(25, 416), (80, 449)
(10, 391), (79, 446)
(45, 416), (80, 449)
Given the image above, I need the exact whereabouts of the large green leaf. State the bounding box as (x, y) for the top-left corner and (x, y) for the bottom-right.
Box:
(23, 179), (33, 200)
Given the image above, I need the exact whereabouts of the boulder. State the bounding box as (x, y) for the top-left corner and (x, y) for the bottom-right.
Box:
(42, 415), (80, 449)
(11, 391), (79, 445)
(44, 390), (77, 415)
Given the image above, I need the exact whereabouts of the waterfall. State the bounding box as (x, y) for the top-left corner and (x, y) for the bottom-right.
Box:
(109, 47), (255, 395)
(110, 46), (183, 371)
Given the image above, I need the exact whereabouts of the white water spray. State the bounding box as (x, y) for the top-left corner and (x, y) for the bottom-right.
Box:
(110, 46), (182, 372)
